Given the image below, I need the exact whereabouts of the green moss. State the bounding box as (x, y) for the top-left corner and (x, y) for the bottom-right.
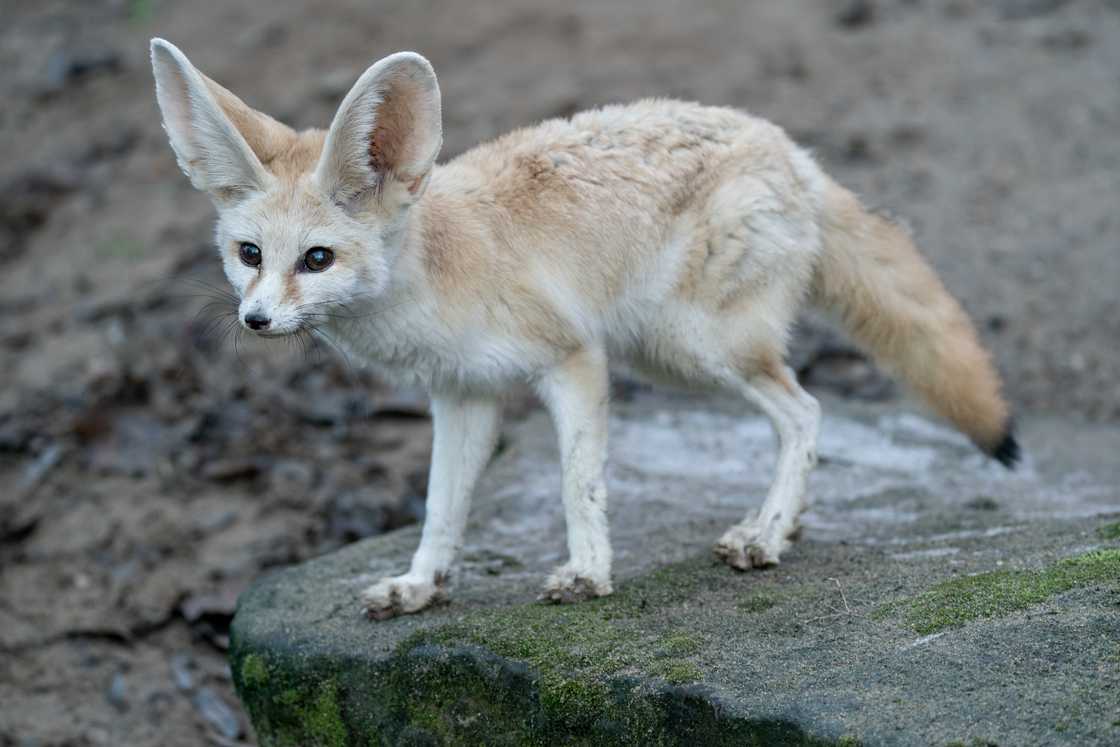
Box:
(406, 557), (717, 681)
(538, 677), (614, 727)
(1098, 521), (1120, 541)
(879, 549), (1120, 635)
(276, 689), (301, 707)
(298, 681), (347, 747)
(650, 660), (703, 685)
(382, 644), (545, 743)
(404, 601), (637, 732)
(657, 632), (702, 657)
(738, 594), (778, 613)
(241, 653), (269, 689)
(231, 645), (350, 747)
(252, 680), (348, 747)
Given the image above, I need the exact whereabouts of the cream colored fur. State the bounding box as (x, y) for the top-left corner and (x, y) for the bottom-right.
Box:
(150, 40), (1013, 618)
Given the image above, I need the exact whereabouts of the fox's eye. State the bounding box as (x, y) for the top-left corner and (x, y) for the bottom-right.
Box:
(239, 242), (262, 268)
(303, 247), (334, 272)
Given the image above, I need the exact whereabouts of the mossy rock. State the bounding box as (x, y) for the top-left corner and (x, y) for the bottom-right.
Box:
(231, 554), (839, 746)
(229, 393), (1120, 745)
(874, 548), (1120, 635)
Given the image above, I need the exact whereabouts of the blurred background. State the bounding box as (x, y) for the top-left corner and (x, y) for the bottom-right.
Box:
(2, 1), (1118, 744)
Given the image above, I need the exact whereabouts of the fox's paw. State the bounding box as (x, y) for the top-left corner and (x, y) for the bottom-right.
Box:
(539, 564), (612, 604)
(714, 523), (792, 570)
(360, 573), (445, 621)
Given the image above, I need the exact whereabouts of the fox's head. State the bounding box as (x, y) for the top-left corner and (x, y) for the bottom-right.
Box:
(149, 39), (441, 335)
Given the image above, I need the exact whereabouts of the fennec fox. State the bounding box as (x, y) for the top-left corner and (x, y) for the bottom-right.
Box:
(150, 40), (1018, 619)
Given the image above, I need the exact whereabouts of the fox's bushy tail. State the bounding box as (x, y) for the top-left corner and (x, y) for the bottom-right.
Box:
(812, 180), (1018, 466)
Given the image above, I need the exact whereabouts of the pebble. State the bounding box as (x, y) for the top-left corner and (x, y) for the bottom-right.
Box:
(170, 653), (195, 692)
(107, 672), (128, 712)
(201, 457), (260, 482)
(192, 686), (241, 740)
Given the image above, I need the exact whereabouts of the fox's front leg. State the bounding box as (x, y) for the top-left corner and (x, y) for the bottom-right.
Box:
(361, 395), (501, 620)
(535, 347), (613, 603)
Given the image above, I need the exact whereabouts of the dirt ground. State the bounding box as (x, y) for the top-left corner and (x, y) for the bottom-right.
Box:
(1, 1), (1118, 745)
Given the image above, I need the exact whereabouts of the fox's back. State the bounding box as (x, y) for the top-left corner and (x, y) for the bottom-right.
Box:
(442, 99), (806, 237)
(421, 100), (825, 329)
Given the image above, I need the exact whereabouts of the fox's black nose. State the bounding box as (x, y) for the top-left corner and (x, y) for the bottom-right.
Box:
(244, 313), (271, 331)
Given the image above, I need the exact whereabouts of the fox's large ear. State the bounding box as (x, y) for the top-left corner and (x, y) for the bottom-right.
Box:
(314, 52), (442, 211)
(150, 39), (284, 203)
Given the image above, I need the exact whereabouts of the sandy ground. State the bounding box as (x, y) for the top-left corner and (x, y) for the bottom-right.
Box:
(2, 0), (1118, 744)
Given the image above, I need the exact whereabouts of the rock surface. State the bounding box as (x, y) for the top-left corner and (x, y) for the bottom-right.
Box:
(230, 391), (1120, 746)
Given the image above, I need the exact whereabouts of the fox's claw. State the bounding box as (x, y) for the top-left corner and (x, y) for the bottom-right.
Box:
(360, 573), (445, 620)
(714, 523), (790, 570)
(539, 564), (612, 604)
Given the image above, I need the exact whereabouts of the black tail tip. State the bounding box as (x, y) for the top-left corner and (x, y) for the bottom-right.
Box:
(990, 427), (1020, 469)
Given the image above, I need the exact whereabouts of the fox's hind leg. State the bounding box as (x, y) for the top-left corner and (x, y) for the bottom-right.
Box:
(715, 363), (820, 569)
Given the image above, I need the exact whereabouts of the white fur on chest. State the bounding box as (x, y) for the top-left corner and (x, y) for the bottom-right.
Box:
(325, 296), (558, 394)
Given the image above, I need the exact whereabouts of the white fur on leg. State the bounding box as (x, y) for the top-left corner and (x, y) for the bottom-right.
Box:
(361, 395), (500, 620)
(716, 368), (820, 569)
(534, 347), (613, 603)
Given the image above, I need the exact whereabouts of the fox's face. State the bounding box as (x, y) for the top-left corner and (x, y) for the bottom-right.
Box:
(211, 178), (392, 336)
(150, 40), (442, 335)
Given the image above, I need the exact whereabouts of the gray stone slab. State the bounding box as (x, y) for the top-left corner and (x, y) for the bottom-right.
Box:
(229, 391), (1120, 745)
